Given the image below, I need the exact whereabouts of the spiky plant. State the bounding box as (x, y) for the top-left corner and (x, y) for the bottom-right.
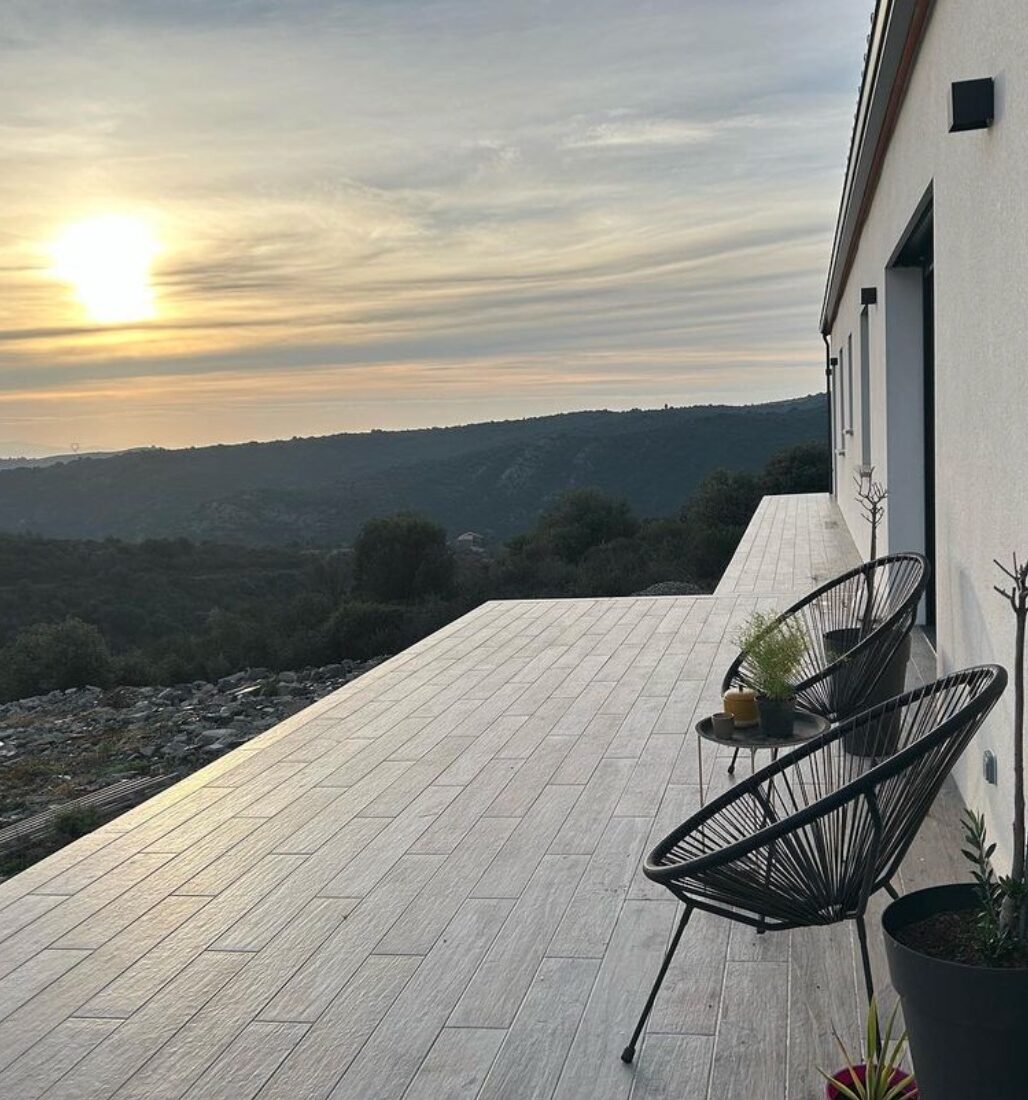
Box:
(819, 997), (917, 1100)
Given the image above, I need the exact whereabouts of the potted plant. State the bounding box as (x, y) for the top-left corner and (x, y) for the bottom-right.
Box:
(827, 471), (910, 756)
(819, 996), (918, 1099)
(881, 555), (1028, 1099)
(736, 610), (807, 738)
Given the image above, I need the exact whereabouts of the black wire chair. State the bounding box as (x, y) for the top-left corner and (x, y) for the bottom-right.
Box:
(621, 664), (1006, 1065)
(723, 553), (928, 772)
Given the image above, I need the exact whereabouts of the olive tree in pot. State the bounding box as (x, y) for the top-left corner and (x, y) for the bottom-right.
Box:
(881, 555), (1028, 1100)
(736, 610), (807, 738)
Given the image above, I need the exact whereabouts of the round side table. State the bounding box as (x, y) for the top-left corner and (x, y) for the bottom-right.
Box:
(695, 711), (829, 803)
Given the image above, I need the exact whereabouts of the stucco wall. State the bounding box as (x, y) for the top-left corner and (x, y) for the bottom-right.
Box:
(827, 0), (1028, 868)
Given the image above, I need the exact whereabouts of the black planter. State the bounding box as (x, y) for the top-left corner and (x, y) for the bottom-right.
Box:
(882, 884), (1028, 1100)
(824, 629), (911, 756)
(756, 695), (795, 738)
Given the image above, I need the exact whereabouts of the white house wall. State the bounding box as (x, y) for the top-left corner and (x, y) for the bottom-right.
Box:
(829, 0), (1028, 867)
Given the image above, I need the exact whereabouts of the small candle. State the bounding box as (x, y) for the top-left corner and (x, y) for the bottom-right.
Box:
(722, 689), (759, 727)
(710, 712), (736, 738)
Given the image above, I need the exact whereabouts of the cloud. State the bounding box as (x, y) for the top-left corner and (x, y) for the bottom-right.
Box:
(564, 117), (715, 149)
(0, 0), (870, 450)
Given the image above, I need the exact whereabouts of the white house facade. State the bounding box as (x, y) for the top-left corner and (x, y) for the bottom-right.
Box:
(821, 0), (1028, 864)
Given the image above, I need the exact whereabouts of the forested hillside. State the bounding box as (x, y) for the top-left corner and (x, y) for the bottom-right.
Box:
(0, 396), (826, 545)
(0, 442), (830, 700)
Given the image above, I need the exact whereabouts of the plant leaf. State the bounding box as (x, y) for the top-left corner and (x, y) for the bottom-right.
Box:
(816, 1073), (863, 1100)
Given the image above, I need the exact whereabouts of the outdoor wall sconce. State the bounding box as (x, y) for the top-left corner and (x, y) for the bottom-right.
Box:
(860, 287), (878, 306)
(949, 77), (994, 132)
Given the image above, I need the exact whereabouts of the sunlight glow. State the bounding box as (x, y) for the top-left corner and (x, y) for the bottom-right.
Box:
(51, 215), (160, 324)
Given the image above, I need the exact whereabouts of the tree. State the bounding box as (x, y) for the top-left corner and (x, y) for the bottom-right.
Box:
(324, 601), (409, 661)
(533, 489), (640, 564)
(994, 555), (1028, 941)
(353, 514), (455, 602)
(683, 468), (763, 531)
(0, 618), (113, 701)
(639, 518), (695, 580)
(574, 538), (651, 597)
(761, 442), (831, 495)
(680, 469), (763, 585)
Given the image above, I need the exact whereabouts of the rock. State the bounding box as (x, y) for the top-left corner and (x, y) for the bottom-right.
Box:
(199, 728), (236, 744)
(633, 580), (706, 597)
(0, 656), (381, 831)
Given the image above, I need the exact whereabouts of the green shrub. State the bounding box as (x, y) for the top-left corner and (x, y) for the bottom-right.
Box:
(0, 618), (114, 701)
(762, 442), (831, 495)
(533, 489), (640, 564)
(574, 538), (651, 597)
(354, 515), (454, 602)
(735, 610), (808, 700)
(325, 601), (409, 661)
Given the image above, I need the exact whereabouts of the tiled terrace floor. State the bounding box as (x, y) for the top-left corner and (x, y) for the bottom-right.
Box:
(714, 492), (861, 597)
(0, 495), (959, 1100)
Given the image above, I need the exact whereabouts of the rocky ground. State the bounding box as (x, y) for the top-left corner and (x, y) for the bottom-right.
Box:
(0, 659), (382, 831)
(633, 580), (705, 597)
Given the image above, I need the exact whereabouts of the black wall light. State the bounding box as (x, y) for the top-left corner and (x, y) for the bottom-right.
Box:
(861, 287), (878, 307)
(950, 78), (994, 132)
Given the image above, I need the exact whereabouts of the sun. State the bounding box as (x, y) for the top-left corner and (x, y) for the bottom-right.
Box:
(51, 215), (160, 324)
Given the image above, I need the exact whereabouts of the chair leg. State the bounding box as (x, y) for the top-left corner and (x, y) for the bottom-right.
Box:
(855, 914), (875, 1007)
(884, 880), (901, 902)
(727, 748), (740, 775)
(621, 905), (693, 1064)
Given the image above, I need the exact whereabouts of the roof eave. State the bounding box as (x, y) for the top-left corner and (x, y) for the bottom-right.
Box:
(820, 0), (936, 335)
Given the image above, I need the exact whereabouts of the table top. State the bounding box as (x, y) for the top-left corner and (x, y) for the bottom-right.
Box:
(696, 710), (830, 750)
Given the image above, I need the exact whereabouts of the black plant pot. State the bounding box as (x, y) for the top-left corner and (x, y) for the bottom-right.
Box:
(824, 629), (911, 756)
(756, 695), (795, 739)
(883, 884), (1028, 1100)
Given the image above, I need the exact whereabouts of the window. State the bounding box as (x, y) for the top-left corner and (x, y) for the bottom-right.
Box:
(836, 344), (846, 453)
(859, 309), (872, 465)
(846, 332), (854, 434)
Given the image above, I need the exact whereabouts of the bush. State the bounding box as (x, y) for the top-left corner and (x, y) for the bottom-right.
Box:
(683, 469), (763, 531)
(680, 469), (763, 584)
(532, 489), (640, 564)
(324, 601), (410, 661)
(638, 518), (696, 583)
(574, 538), (652, 596)
(762, 442), (831, 495)
(354, 515), (455, 602)
(0, 618), (114, 700)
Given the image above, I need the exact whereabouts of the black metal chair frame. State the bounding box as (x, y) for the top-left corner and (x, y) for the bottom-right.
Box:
(621, 664), (1007, 1065)
(722, 553), (928, 773)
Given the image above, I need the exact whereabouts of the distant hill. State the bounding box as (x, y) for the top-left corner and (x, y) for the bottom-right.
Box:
(0, 396), (827, 546)
(0, 447), (133, 472)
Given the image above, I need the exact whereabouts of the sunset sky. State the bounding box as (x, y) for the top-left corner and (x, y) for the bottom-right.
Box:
(0, 0), (870, 454)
